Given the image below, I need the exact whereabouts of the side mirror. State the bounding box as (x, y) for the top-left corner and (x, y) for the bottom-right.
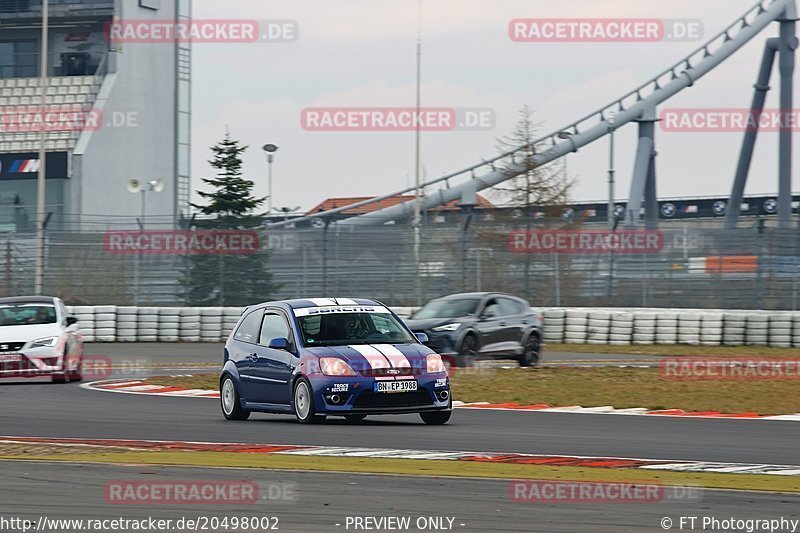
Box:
(268, 337), (289, 350)
(66, 316), (78, 327)
(415, 332), (429, 344)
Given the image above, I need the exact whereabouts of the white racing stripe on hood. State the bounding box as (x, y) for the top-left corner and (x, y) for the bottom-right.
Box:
(349, 344), (395, 380)
(372, 344), (411, 368)
(335, 298), (357, 305)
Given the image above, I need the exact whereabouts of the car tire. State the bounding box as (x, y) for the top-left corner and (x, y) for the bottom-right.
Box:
(456, 335), (478, 367)
(220, 375), (251, 421)
(67, 354), (83, 382)
(518, 334), (541, 367)
(293, 378), (326, 424)
(420, 410), (451, 425)
(52, 351), (71, 384)
(344, 414), (367, 423)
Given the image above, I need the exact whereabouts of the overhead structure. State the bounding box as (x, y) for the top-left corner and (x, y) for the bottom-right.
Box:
(268, 0), (798, 229)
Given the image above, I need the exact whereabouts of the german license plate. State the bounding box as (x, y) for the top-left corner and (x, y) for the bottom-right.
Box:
(374, 380), (418, 393)
(0, 354), (22, 363)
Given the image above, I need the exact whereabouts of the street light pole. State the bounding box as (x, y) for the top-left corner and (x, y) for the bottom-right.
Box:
(263, 144), (279, 214)
(608, 114), (616, 228)
(128, 179), (163, 305)
(34, 0), (49, 295)
(412, 0), (423, 307)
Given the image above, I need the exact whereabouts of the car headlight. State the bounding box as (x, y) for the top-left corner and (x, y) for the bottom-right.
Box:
(432, 323), (460, 332)
(320, 357), (357, 376)
(30, 336), (58, 348)
(427, 354), (446, 373)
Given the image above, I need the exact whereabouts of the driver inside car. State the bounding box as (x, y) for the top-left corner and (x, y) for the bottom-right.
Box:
(322, 314), (372, 341)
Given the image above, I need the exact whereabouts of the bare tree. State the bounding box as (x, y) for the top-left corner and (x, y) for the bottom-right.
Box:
(481, 105), (576, 303)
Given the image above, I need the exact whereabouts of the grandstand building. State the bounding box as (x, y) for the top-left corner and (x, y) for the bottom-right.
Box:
(0, 0), (191, 231)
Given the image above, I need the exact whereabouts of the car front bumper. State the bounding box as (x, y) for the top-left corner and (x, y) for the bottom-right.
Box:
(0, 346), (64, 378)
(311, 373), (451, 415)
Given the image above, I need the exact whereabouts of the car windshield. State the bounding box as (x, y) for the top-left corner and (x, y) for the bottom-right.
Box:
(296, 311), (415, 347)
(413, 298), (480, 319)
(0, 304), (57, 326)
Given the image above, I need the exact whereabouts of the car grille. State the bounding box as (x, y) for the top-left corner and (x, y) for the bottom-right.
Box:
(354, 390), (433, 409)
(0, 342), (24, 352)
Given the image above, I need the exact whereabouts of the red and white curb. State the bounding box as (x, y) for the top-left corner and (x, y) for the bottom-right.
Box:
(1, 436), (799, 477)
(82, 379), (800, 421)
(81, 379), (219, 398)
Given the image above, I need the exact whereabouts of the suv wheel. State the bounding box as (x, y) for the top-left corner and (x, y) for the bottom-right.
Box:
(456, 335), (478, 367)
(519, 334), (541, 367)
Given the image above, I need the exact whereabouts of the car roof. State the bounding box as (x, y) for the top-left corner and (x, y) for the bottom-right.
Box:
(257, 298), (383, 310)
(437, 292), (512, 299)
(0, 296), (57, 305)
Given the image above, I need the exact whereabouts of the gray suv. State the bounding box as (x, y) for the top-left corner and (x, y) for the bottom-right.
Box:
(405, 292), (542, 367)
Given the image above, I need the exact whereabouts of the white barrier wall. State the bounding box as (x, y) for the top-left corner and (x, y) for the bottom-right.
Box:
(64, 306), (798, 347)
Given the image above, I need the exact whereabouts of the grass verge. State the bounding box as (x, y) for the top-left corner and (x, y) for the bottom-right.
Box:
(144, 367), (800, 415)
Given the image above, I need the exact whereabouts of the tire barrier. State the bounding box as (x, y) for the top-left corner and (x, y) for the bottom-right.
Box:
(609, 311), (634, 346)
(63, 305), (800, 347)
(586, 310), (610, 345)
(179, 307), (201, 342)
(564, 309), (588, 345)
(543, 309), (566, 344)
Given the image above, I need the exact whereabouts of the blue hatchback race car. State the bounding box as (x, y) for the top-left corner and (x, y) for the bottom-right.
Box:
(219, 298), (452, 424)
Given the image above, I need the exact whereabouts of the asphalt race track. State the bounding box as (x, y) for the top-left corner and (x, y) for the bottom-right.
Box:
(2, 461), (800, 533)
(1, 343), (799, 532)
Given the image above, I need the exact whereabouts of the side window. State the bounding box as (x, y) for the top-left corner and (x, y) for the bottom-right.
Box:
(260, 313), (291, 346)
(482, 299), (500, 318)
(58, 302), (69, 324)
(498, 298), (520, 317)
(372, 314), (403, 335)
(234, 310), (264, 343)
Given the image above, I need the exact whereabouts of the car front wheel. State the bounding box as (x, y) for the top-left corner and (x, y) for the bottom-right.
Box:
(220, 375), (251, 421)
(420, 410), (452, 425)
(293, 378), (326, 424)
(67, 354), (83, 382)
(51, 352), (71, 384)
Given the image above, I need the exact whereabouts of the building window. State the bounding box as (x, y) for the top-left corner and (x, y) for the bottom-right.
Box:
(0, 41), (38, 79)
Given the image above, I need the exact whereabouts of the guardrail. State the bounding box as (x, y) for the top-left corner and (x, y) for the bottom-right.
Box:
(66, 306), (791, 347)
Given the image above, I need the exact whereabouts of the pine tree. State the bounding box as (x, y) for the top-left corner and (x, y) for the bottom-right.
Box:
(182, 133), (280, 306)
(482, 106), (574, 303)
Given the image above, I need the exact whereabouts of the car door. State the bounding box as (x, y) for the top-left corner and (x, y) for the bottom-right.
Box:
(474, 297), (506, 355)
(228, 308), (265, 401)
(248, 309), (295, 405)
(498, 297), (526, 353)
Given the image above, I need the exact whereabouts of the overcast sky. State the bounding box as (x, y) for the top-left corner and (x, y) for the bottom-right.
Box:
(190, 0), (781, 212)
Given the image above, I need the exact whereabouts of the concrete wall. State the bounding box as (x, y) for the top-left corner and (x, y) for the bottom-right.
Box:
(72, 0), (180, 227)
